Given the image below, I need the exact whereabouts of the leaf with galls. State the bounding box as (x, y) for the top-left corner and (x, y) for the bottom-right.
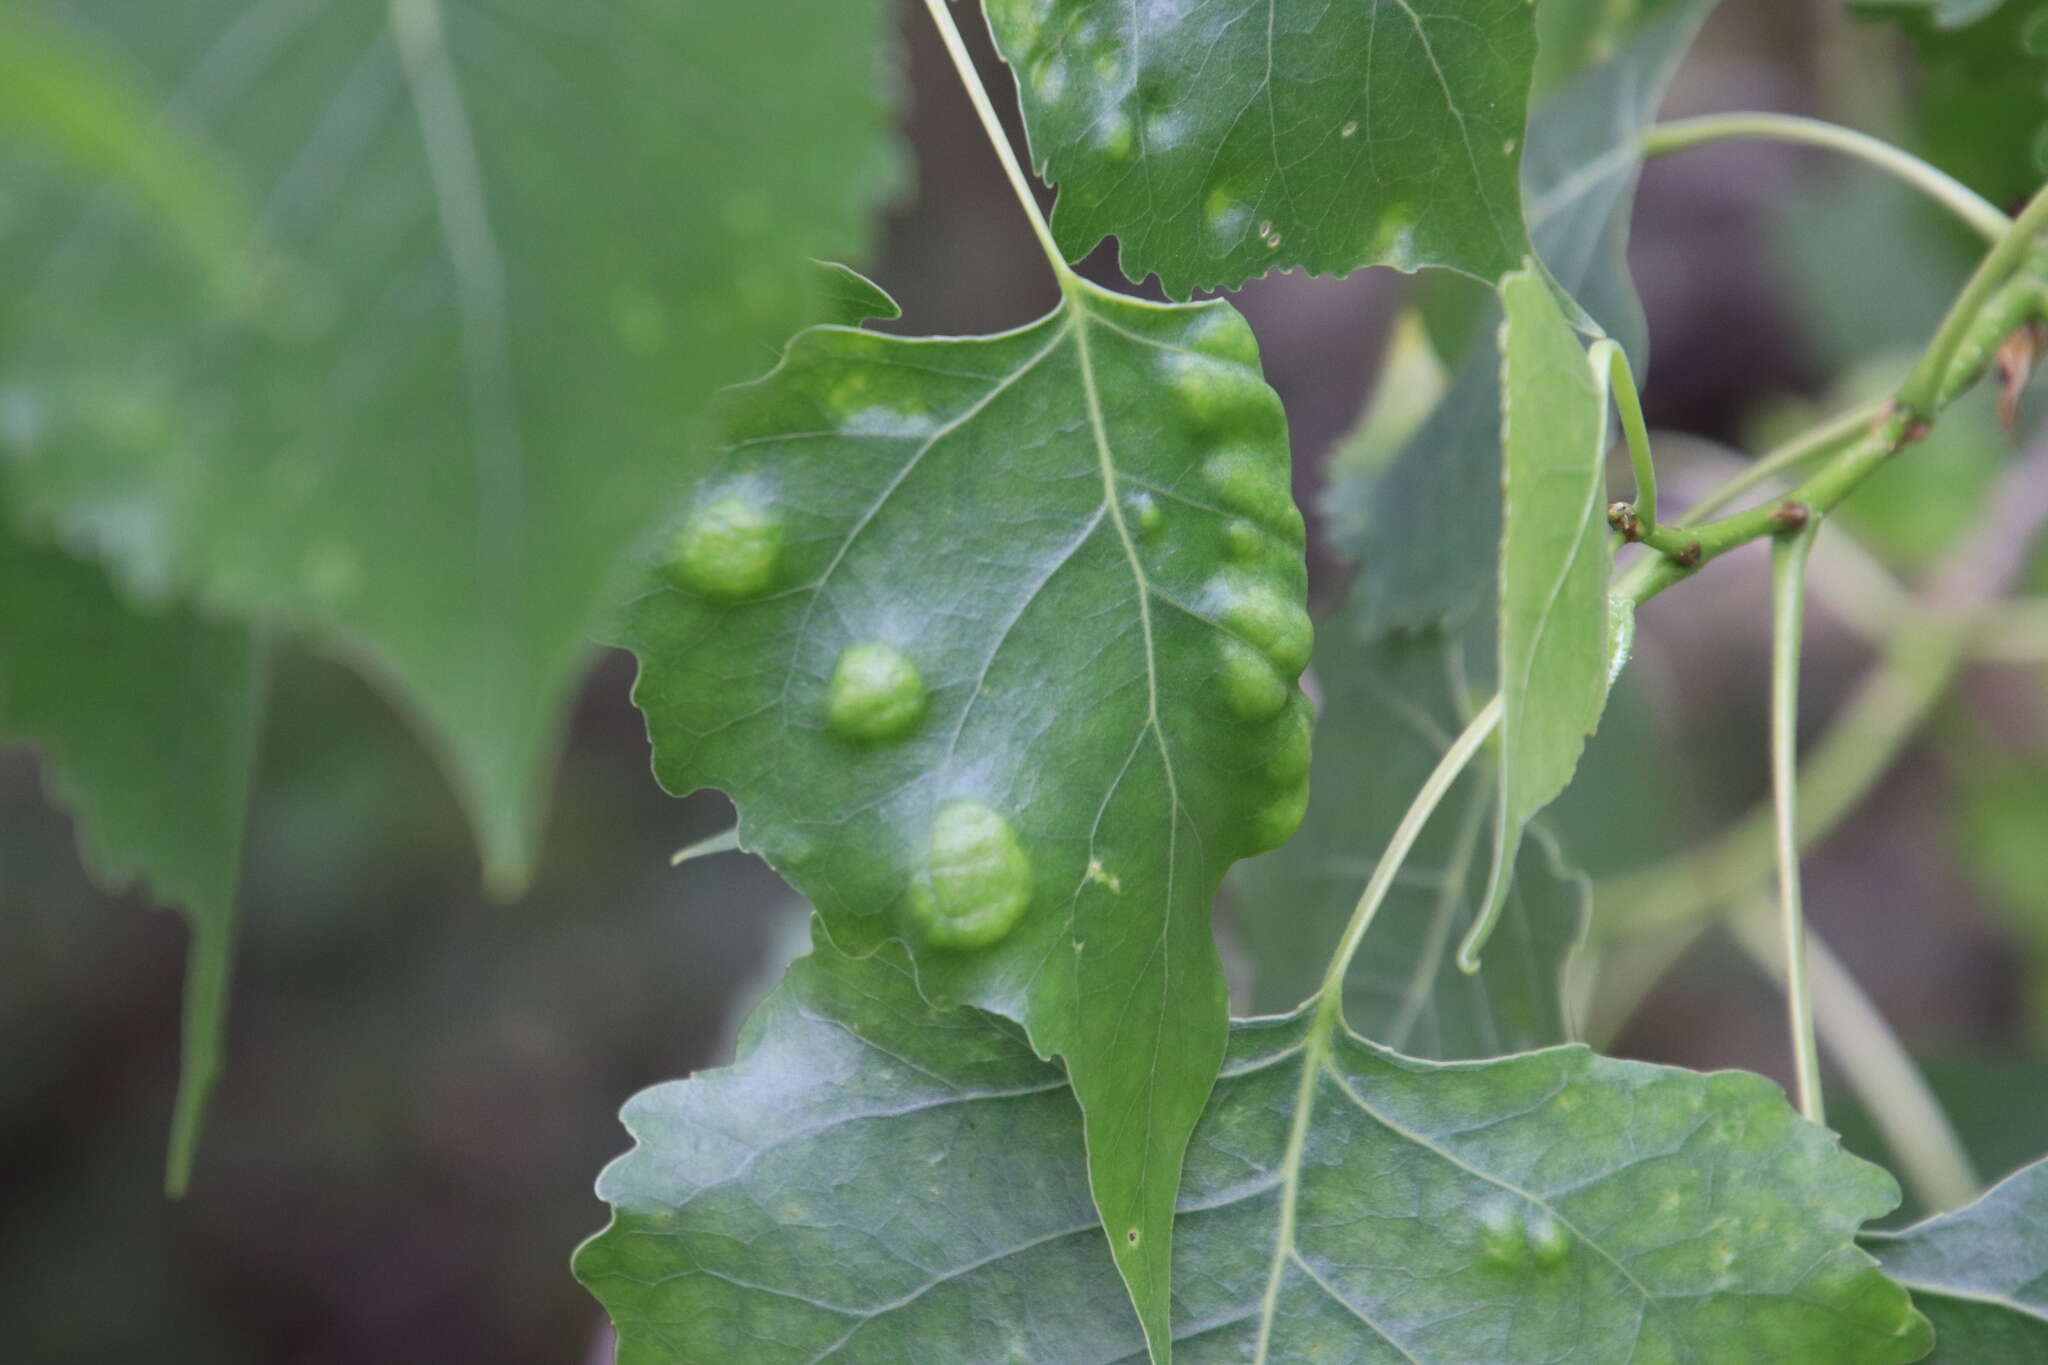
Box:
(617, 275), (1311, 1354)
(984, 0), (1538, 295)
(578, 928), (1934, 1365)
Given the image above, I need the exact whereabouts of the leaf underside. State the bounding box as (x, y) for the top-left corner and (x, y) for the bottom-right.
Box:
(1476, 264), (1616, 946)
(983, 0), (1537, 296)
(578, 929), (1932, 1364)
(617, 279), (1313, 1355)
(0, 0), (900, 889)
(1864, 1157), (2048, 1361)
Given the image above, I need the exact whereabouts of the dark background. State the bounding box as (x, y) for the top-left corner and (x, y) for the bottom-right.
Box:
(7, 0), (2048, 1359)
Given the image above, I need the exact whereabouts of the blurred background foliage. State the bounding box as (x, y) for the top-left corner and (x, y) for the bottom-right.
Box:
(5, 0), (2048, 1359)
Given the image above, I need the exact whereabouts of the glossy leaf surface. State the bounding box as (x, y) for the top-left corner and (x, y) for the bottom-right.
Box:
(0, 510), (261, 1193)
(618, 280), (1312, 1355)
(579, 929), (1932, 1363)
(0, 0), (899, 889)
(983, 0), (1537, 296)
(1865, 1159), (2048, 1361)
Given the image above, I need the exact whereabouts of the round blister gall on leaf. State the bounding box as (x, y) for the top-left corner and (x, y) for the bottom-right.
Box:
(1215, 573), (1313, 677)
(1245, 777), (1309, 853)
(827, 642), (927, 743)
(665, 489), (782, 599)
(1217, 637), (1289, 722)
(906, 799), (1033, 949)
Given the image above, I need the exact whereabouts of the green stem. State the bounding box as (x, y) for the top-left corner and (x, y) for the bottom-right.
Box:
(1619, 181), (2048, 605)
(1683, 400), (1889, 524)
(1975, 599), (2048, 663)
(1593, 339), (1658, 533)
(1769, 519), (1824, 1125)
(1728, 904), (1979, 1212)
(1898, 179), (2048, 420)
(920, 0), (1071, 283)
(1641, 113), (2010, 243)
(1319, 695), (1503, 1003)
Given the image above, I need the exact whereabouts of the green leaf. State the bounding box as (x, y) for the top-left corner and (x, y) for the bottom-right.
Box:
(1864, 1158), (2048, 1360)
(982, 0), (1538, 296)
(579, 928), (1933, 1363)
(617, 278), (1312, 1357)
(0, 0), (900, 890)
(1340, 0), (1713, 633)
(1235, 620), (1591, 1057)
(1465, 264), (1616, 967)
(812, 261), (903, 329)
(1877, 1), (2048, 208)
(1532, 0), (1690, 97)
(0, 508), (261, 1194)
(0, 0), (255, 302)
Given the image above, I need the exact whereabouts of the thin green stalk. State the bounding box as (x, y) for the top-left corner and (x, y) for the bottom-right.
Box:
(1683, 401), (1888, 524)
(1641, 113), (2010, 243)
(1593, 339), (1658, 533)
(1595, 616), (1969, 940)
(1975, 599), (2048, 663)
(1769, 519), (1824, 1124)
(1899, 179), (2048, 420)
(1252, 693), (1502, 1363)
(1318, 695), (1504, 1001)
(1620, 181), (2048, 605)
(1729, 904), (1979, 1212)
(920, 0), (1070, 283)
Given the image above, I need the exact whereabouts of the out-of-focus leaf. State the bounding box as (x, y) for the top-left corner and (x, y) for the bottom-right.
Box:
(1864, 1158), (2048, 1360)
(1767, 173), (1973, 371)
(579, 928), (1931, 1364)
(1532, 0), (1686, 97)
(0, 0), (900, 890)
(1236, 620), (1590, 1056)
(0, 507), (261, 1194)
(0, 0), (255, 300)
(982, 0), (1537, 296)
(1857, 0), (2048, 206)
(1952, 759), (2048, 1039)
(1471, 265), (1615, 958)
(1342, 0), (1713, 633)
(1833, 1058), (2048, 1222)
(618, 280), (1311, 1357)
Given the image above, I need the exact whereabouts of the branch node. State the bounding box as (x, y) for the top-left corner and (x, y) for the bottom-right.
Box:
(1770, 500), (1812, 533)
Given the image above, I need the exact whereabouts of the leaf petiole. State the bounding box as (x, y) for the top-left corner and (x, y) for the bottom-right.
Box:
(1640, 112), (2009, 243)
(1591, 339), (1657, 534)
(919, 0), (1071, 284)
(1769, 517), (1824, 1125)
(1319, 694), (1503, 1006)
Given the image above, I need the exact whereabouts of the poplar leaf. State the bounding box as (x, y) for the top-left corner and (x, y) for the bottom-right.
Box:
(0, 0), (900, 890)
(616, 281), (1312, 1359)
(984, 0), (1538, 296)
(0, 508), (261, 1194)
(579, 929), (1933, 1365)
(1865, 1158), (2048, 1361)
